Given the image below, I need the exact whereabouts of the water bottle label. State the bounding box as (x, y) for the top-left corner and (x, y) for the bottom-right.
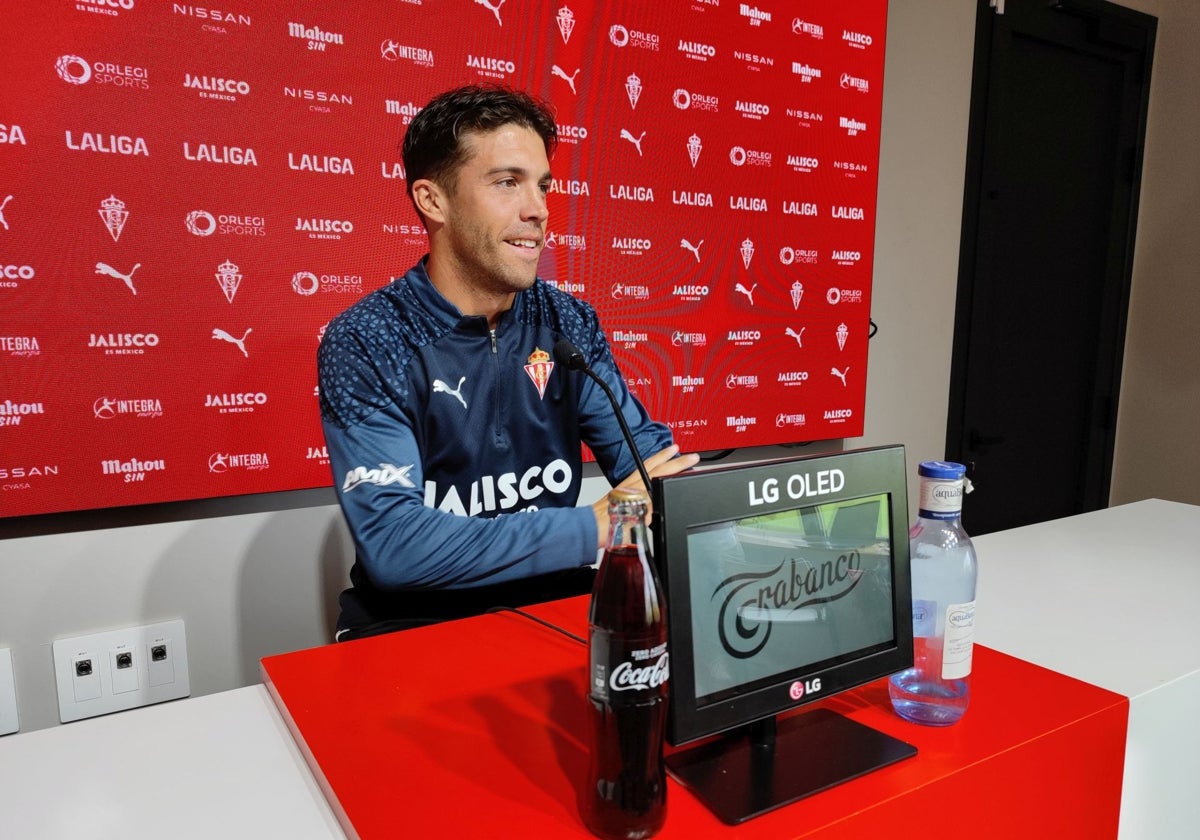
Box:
(912, 599), (936, 637)
(918, 477), (964, 519)
(942, 600), (975, 679)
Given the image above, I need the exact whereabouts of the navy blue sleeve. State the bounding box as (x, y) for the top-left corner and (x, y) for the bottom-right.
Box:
(572, 316), (675, 484)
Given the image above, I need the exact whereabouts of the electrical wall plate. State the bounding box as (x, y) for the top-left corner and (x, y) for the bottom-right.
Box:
(51, 620), (189, 723)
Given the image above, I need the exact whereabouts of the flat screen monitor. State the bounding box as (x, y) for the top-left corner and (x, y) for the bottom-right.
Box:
(650, 444), (916, 824)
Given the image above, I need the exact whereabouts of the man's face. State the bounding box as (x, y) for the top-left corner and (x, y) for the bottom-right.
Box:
(436, 124), (551, 297)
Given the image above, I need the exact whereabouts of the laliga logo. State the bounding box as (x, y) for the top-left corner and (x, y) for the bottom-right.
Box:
(56, 55), (92, 84)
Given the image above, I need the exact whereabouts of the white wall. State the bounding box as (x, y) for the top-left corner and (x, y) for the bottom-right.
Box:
(1110, 0), (1200, 506)
(3, 0), (1197, 733)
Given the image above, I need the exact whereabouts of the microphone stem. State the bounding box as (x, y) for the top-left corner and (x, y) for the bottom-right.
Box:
(583, 369), (653, 493)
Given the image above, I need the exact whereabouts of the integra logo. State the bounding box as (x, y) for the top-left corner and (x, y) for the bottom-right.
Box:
(0, 336), (41, 357)
(671, 331), (707, 347)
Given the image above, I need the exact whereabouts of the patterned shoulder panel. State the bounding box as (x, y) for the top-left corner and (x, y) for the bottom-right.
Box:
(318, 279), (449, 428)
(517, 280), (608, 359)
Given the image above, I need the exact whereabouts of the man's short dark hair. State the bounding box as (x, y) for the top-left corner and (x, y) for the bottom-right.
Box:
(402, 85), (558, 207)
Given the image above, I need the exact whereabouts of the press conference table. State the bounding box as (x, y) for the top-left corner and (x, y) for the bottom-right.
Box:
(0, 499), (1197, 839)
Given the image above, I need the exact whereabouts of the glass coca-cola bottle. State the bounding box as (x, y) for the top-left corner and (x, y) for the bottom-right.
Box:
(582, 486), (669, 840)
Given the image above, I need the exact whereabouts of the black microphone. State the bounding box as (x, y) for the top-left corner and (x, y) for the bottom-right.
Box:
(553, 338), (653, 494)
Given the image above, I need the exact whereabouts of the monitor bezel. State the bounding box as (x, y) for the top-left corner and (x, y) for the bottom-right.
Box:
(652, 444), (913, 746)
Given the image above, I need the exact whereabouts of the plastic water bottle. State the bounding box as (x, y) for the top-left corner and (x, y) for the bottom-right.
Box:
(889, 461), (977, 725)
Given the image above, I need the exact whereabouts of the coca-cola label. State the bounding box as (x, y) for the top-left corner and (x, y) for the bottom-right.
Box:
(590, 636), (669, 702)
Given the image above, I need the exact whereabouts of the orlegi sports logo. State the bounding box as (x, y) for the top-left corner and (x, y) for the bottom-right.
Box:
(187, 210), (266, 238)
(610, 23), (660, 51)
(673, 87), (718, 113)
(291, 270), (363, 296)
(55, 54), (150, 90)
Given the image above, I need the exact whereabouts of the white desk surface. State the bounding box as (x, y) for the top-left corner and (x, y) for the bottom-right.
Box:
(975, 498), (1200, 840)
(0, 499), (1195, 840)
(0, 684), (345, 840)
(974, 497), (1200, 698)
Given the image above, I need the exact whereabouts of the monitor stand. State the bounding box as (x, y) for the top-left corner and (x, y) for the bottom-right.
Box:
(665, 708), (917, 825)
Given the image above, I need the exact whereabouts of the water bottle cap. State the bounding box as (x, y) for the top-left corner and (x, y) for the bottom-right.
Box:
(918, 460), (966, 480)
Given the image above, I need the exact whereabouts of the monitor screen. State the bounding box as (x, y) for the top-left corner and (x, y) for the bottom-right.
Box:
(652, 445), (913, 747)
(687, 492), (895, 706)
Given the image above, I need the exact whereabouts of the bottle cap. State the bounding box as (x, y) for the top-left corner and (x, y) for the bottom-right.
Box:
(918, 460), (967, 480)
(608, 486), (649, 505)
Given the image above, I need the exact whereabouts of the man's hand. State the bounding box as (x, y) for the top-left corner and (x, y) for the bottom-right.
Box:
(593, 444), (700, 548)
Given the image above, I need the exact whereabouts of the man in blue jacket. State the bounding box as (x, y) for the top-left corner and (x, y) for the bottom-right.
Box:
(319, 86), (698, 640)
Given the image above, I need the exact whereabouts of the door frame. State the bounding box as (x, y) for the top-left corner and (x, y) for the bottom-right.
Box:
(945, 0), (1156, 509)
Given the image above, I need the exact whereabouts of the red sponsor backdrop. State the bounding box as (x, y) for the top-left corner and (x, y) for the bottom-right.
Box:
(0, 0), (887, 518)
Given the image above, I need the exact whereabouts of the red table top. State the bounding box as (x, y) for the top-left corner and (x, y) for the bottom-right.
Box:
(261, 596), (1128, 839)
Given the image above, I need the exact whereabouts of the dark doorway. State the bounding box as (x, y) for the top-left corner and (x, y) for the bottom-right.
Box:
(947, 0), (1156, 535)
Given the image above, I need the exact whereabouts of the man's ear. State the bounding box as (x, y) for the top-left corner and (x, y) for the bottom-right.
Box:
(412, 179), (447, 225)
